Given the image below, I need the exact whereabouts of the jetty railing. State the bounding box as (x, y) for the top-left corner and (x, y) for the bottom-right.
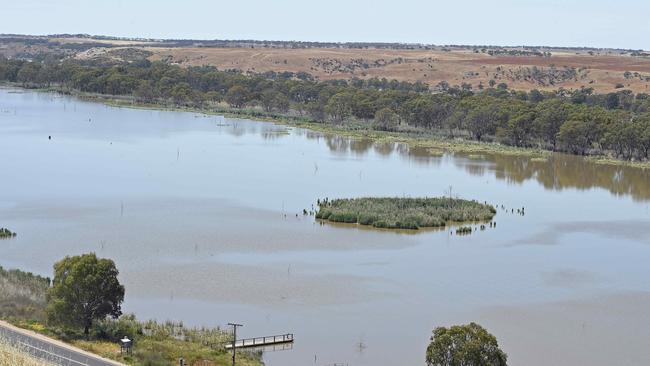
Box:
(224, 333), (294, 349)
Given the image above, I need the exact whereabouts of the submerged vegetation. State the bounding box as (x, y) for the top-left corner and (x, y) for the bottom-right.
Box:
(316, 197), (496, 230)
(0, 228), (17, 239)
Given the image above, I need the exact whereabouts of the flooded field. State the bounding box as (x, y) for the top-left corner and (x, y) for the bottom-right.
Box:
(1, 89), (650, 365)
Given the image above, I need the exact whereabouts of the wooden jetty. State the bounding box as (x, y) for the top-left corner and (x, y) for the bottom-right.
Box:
(225, 333), (294, 349)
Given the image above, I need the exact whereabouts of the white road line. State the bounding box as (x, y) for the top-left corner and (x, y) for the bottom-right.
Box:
(0, 321), (124, 366)
(18, 340), (89, 366)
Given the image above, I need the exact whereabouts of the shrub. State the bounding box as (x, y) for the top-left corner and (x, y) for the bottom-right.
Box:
(0, 267), (49, 320)
(426, 323), (507, 366)
(316, 197), (495, 230)
(93, 314), (141, 342)
(0, 228), (17, 238)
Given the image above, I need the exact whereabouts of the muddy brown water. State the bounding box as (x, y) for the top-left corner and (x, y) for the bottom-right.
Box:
(1, 89), (649, 365)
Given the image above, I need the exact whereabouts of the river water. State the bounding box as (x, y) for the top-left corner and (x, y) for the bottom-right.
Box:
(1, 88), (650, 366)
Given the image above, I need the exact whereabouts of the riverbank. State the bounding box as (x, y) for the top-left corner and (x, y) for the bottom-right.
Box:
(0, 265), (261, 366)
(3, 83), (648, 169)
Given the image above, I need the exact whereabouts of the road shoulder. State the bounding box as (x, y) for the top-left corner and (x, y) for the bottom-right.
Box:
(0, 320), (126, 366)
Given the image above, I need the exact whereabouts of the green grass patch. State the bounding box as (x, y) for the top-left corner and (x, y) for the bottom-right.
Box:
(316, 197), (496, 230)
(73, 318), (261, 366)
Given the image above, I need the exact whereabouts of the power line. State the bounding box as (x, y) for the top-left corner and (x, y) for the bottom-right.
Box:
(228, 323), (243, 366)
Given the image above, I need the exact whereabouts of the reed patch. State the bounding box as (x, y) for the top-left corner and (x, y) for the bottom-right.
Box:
(316, 197), (496, 230)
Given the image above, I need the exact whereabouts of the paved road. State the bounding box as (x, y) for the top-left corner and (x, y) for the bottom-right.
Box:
(0, 321), (123, 366)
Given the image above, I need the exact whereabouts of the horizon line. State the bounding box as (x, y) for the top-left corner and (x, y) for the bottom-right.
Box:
(1, 33), (647, 53)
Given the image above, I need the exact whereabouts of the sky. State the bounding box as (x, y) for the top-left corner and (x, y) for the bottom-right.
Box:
(3, 0), (649, 50)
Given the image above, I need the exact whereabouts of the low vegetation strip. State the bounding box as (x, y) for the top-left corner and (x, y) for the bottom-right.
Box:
(0, 228), (17, 239)
(316, 197), (496, 230)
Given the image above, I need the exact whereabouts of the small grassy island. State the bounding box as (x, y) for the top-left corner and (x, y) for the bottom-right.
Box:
(0, 228), (17, 239)
(316, 197), (496, 230)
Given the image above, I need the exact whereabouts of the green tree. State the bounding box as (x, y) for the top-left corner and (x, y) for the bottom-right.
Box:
(373, 107), (399, 131)
(307, 101), (326, 122)
(528, 89), (544, 103)
(534, 99), (571, 150)
(426, 323), (507, 366)
(225, 85), (248, 108)
(463, 103), (503, 142)
(499, 111), (535, 147)
(133, 80), (156, 103)
(170, 82), (195, 105)
(326, 92), (353, 123)
(260, 89), (278, 112)
(47, 253), (125, 336)
(273, 93), (290, 113)
(17, 63), (44, 86)
(204, 90), (222, 104)
(556, 119), (591, 154)
(638, 115), (650, 158)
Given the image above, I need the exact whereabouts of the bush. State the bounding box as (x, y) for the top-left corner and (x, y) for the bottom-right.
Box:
(0, 228), (17, 238)
(92, 314), (141, 342)
(426, 323), (507, 366)
(0, 267), (49, 320)
(316, 197), (495, 230)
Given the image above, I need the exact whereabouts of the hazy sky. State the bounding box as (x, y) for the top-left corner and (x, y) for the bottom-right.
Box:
(3, 0), (649, 49)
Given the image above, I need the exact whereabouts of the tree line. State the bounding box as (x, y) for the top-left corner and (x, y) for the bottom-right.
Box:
(1, 56), (650, 161)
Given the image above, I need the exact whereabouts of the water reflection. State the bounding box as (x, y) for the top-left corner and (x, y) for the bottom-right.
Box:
(2, 88), (650, 366)
(302, 131), (650, 201)
(466, 153), (650, 201)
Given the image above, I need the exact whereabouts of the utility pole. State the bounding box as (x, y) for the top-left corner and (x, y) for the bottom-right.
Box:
(228, 323), (243, 366)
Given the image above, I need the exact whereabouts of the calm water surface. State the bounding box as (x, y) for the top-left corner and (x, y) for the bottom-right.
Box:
(1, 89), (650, 366)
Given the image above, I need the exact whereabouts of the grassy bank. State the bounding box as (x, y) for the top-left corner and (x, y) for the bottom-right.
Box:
(10, 317), (261, 366)
(316, 197), (496, 230)
(70, 318), (261, 366)
(0, 266), (261, 366)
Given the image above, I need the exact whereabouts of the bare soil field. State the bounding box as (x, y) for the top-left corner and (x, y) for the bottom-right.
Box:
(142, 46), (650, 93)
(3, 35), (650, 93)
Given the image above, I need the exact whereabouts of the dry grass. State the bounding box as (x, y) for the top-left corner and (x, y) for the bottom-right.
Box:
(3, 35), (649, 92)
(137, 46), (650, 93)
(0, 267), (49, 320)
(0, 340), (50, 366)
(70, 340), (121, 360)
